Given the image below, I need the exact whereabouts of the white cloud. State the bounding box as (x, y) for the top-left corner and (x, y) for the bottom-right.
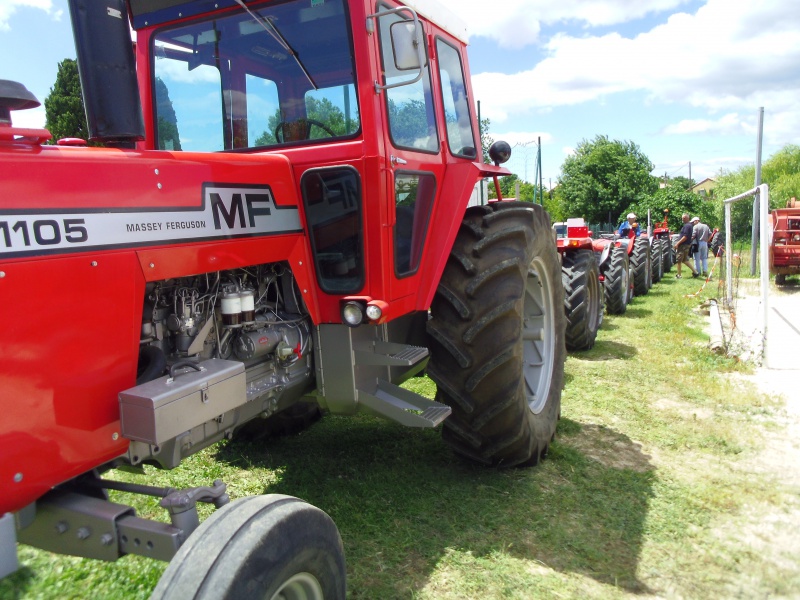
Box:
(460, 0), (800, 148)
(437, 0), (691, 48)
(0, 0), (61, 31)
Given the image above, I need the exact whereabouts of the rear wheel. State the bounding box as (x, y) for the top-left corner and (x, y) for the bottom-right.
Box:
(631, 237), (652, 296)
(151, 495), (346, 600)
(562, 249), (603, 351)
(427, 202), (566, 467)
(776, 274), (787, 285)
(602, 245), (630, 315)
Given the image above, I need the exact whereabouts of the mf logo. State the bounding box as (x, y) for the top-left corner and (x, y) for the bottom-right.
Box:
(207, 185), (274, 231)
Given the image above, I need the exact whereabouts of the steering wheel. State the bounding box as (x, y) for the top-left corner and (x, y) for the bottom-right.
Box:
(274, 118), (336, 143)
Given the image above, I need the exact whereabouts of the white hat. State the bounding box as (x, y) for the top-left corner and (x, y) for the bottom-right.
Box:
(691, 216), (699, 222)
(627, 213), (636, 219)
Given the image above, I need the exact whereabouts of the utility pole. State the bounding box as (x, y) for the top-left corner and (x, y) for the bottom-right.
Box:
(751, 107), (764, 275)
(688, 161), (692, 187)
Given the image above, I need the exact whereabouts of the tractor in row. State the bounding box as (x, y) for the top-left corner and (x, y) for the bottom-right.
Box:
(1, 0), (566, 596)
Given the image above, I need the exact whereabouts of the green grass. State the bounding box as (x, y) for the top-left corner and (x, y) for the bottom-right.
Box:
(3, 275), (797, 599)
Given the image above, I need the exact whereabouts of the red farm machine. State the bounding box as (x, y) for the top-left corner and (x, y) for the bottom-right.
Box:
(554, 219), (604, 351)
(0, 0), (566, 596)
(591, 215), (667, 315)
(651, 209), (675, 274)
(770, 197), (800, 285)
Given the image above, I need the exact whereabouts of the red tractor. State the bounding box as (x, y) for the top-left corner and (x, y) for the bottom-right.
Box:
(591, 223), (652, 315)
(0, 0), (566, 596)
(554, 219), (604, 351)
(651, 209), (674, 274)
(770, 198), (800, 285)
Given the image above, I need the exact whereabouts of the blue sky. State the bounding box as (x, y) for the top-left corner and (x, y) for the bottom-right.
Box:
(2, 0), (798, 187)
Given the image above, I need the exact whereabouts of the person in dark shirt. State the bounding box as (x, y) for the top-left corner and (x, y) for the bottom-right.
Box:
(673, 213), (700, 279)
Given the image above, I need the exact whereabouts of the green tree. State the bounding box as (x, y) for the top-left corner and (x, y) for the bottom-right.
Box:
(255, 97), (360, 146)
(558, 135), (659, 224)
(762, 144), (800, 205)
(629, 186), (714, 232)
(713, 144), (800, 239)
(44, 59), (89, 143)
(155, 77), (181, 151)
(479, 117), (493, 164)
(665, 175), (695, 192)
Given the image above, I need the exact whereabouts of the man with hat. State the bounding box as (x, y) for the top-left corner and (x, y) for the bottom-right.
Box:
(673, 213), (700, 278)
(617, 212), (641, 237)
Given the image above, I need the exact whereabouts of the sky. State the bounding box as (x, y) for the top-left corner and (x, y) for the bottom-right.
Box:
(1, 0), (798, 187)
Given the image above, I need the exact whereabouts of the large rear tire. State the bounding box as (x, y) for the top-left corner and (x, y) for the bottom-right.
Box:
(151, 495), (346, 600)
(631, 237), (652, 296)
(427, 202), (566, 467)
(661, 237), (674, 273)
(562, 249), (603, 351)
(602, 245), (630, 315)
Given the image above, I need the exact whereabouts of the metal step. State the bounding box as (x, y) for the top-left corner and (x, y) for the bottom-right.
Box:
(358, 379), (451, 428)
(353, 340), (429, 367)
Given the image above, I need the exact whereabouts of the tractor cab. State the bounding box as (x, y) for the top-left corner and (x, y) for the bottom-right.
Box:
(70, 0), (509, 325)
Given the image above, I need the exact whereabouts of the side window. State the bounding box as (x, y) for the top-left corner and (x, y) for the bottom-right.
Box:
(394, 172), (436, 276)
(377, 6), (439, 153)
(153, 60), (223, 151)
(436, 39), (477, 159)
(304, 85), (361, 139)
(301, 168), (365, 294)
(246, 74), (280, 147)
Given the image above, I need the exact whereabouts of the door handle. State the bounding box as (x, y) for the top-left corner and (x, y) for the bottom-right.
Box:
(390, 155), (408, 167)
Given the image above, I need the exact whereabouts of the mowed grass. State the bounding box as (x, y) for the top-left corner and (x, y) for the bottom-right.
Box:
(4, 274), (797, 599)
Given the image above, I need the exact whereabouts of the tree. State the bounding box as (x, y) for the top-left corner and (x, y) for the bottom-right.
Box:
(629, 186), (714, 232)
(255, 97), (360, 146)
(666, 175), (695, 192)
(155, 77), (181, 151)
(44, 59), (89, 143)
(479, 117), (493, 164)
(558, 135), (659, 224)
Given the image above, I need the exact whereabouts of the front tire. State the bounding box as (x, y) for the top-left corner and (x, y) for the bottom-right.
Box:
(151, 495), (346, 600)
(602, 245), (630, 315)
(631, 237), (652, 296)
(651, 239), (664, 283)
(562, 249), (603, 351)
(427, 202), (566, 467)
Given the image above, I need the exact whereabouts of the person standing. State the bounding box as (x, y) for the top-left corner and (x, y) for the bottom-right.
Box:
(692, 217), (712, 278)
(674, 213), (700, 279)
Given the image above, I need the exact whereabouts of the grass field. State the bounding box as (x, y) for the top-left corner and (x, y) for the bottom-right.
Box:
(3, 273), (798, 599)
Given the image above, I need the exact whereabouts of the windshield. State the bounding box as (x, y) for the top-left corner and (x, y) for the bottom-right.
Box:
(152, 0), (360, 152)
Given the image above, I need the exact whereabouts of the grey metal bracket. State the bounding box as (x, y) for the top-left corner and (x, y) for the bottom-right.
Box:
(358, 378), (451, 428)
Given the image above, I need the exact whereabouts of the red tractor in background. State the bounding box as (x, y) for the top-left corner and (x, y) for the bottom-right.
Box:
(591, 222), (652, 314)
(0, 0), (567, 596)
(652, 209), (675, 274)
(770, 197), (800, 285)
(554, 219), (604, 351)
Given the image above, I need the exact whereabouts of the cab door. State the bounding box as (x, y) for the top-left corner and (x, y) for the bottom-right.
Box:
(373, 2), (445, 307)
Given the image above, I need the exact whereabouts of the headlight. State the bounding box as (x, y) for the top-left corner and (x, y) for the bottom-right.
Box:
(341, 301), (365, 327)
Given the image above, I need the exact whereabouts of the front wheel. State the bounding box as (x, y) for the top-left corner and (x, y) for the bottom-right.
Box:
(426, 202), (566, 467)
(631, 237), (652, 296)
(602, 245), (630, 315)
(562, 249), (603, 351)
(151, 495), (346, 600)
(651, 239), (664, 283)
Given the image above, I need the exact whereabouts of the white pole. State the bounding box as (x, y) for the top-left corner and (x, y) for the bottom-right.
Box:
(725, 202), (732, 305)
(759, 184), (769, 366)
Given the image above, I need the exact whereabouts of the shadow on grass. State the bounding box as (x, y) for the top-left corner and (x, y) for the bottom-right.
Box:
(572, 340), (638, 361)
(214, 414), (655, 597)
